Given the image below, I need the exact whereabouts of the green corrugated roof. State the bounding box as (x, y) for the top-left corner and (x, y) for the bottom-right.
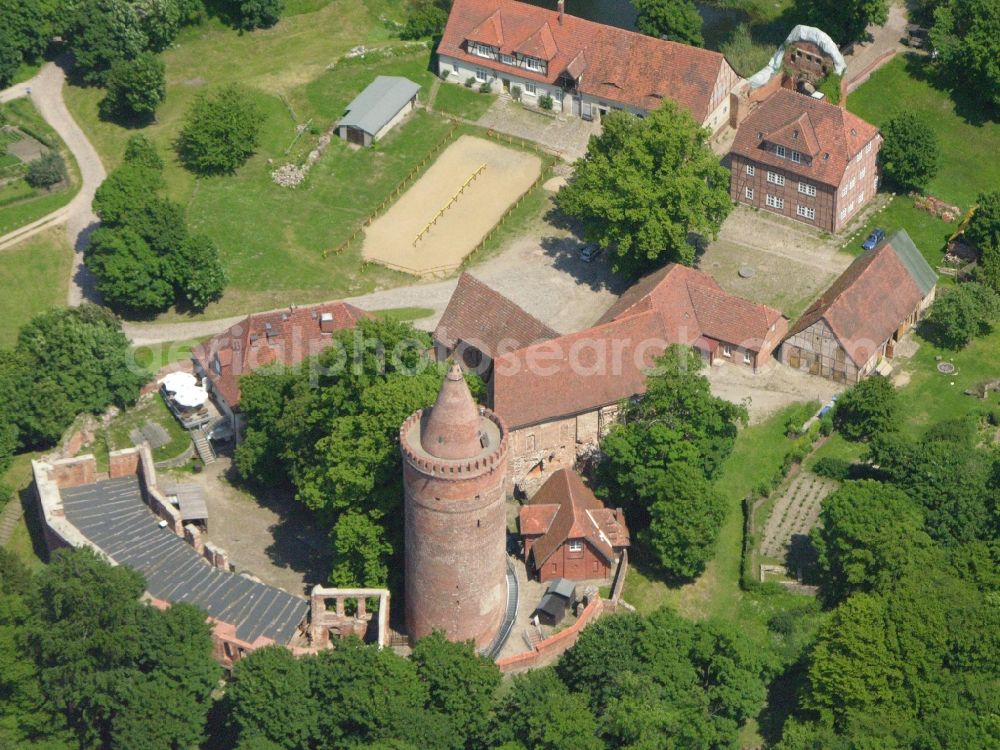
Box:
(885, 229), (937, 296)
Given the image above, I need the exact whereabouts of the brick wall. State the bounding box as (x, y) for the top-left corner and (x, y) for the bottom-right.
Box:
(496, 597), (605, 674)
(729, 152), (839, 232)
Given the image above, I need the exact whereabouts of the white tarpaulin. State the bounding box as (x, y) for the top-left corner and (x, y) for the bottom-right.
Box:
(171, 385), (208, 409)
(748, 25), (847, 89)
(160, 371), (197, 393)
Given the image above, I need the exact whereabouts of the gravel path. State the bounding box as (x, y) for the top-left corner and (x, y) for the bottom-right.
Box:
(0, 61), (106, 303)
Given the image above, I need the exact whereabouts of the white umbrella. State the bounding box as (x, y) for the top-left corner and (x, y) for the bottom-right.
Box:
(171, 385), (208, 409)
(160, 371), (197, 393)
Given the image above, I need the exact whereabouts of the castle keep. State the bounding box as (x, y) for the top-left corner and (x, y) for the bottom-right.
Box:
(400, 363), (510, 647)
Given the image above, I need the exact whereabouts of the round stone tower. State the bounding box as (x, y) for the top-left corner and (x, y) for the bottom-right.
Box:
(400, 362), (509, 647)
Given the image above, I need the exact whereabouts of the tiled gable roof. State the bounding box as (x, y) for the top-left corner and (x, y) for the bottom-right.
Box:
(492, 264), (786, 429)
(434, 272), (559, 358)
(519, 469), (629, 567)
(786, 230), (936, 366)
(192, 301), (370, 409)
(731, 89), (879, 188)
(438, 0), (736, 122)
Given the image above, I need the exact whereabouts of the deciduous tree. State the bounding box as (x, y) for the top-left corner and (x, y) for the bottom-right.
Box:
(802, 0), (889, 44)
(929, 0), (1000, 110)
(634, 0), (704, 46)
(923, 281), (1000, 348)
(555, 102), (732, 277)
(832, 375), (899, 441)
(878, 112), (940, 190)
(100, 52), (167, 121)
(176, 84), (264, 174)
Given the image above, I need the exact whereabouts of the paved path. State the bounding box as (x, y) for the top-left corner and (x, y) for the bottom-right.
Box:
(0, 62), (106, 304)
(842, 1), (911, 83)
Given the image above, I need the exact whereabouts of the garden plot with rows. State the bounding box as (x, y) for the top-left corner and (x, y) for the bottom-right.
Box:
(760, 471), (839, 564)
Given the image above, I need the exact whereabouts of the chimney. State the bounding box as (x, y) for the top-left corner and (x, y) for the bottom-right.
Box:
(558, 0), (564, 24)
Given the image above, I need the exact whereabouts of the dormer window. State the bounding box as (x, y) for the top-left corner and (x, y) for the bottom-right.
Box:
(500, 53), (514, 65)
(776, 145), (786, 158)
(468, 41), (496, 59)
(524, 56), (545, 73)
(791, 150), (801, 164)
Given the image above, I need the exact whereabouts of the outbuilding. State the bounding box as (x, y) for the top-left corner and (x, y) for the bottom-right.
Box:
(336, 76), (420, 147)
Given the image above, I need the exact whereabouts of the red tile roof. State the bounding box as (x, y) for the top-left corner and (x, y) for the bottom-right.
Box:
(191, 301), (370, 409)
(493, 265), (786, 428)
(786, 239), (932, 367)
(434, 272), (559, 358)
(438, 0), (737, 122)
(519, 469), (629, 567)
(731, 89), (880, 188)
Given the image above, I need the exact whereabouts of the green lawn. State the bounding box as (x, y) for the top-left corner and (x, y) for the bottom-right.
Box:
(848, 56), (1000, 209)
(0, 230), (72, 347)
(2, 452), (47, 570)
(61, 1), (542, 322)
(373, 306), (435, 322)
(103, 396), (193, 464)
(0, 97), (81, 236)
(131, 337), (208, 375)
(803, 433), (865, 470)
(895, 325), (1000, 437)
(432, 81), (497, 121)
(847, 194), (958, 268)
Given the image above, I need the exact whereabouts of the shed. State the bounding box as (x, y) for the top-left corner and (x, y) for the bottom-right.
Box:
(532, 591), (568, 627)
(161, 481), (209, 526)
(547, 577), (577, 604)
(336, 76), (420, 147)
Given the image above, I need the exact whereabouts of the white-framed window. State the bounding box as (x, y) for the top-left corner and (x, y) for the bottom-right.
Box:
(874, 177), (879, 191)
(568, 540), (583, 553)
(848, 200), (855, 213)
(746, 164), (755, 176)
(865, 141), (872, 154)
(858, 190), (865, 203)
(469, 42), (495, 59)
(776, 145), (786, 158)
(475, 67), (488, 82)
(766, 171), (785, 186)
(524, 81), (537, 95)
(791, 150), (801, 164)
(798, 182), (816, 196)
(723, 344), (732, 357)
(797, 204), (816, 219)
(766, 194), (784, 209)
(745, 186), (754, 200)
(849, 177), (857, 190)
(743, 350), (752, 364)
(860, 166), (867, 179)
(524, 56), (544, 72)
(840, 207), (847, 220)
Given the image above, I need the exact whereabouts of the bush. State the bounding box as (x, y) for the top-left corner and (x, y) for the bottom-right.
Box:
(923, 282), (1000, 349)
(176, 84), (263, 174)
(123, 134), (165, 171)
(539, 93), (554, 110)
(817, 73), (842, 103)
(400, 0), (449, 39)
(812, 456), (852, 481)
(819, 412), (834, 436)
(232, 0), (283, 30)
(478, 81), (491, 94)
(25, 151), (66, 189)
(511, 84), (522, 101)
(833, 376), (900, 441)
(464, 76), (475, 88)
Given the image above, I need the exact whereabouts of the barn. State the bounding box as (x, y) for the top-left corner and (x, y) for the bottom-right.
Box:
(780, 229), (937, 382)
(336, 76), (420, 147)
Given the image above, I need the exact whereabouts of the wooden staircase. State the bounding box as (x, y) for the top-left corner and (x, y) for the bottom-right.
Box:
(192, 428), (216, 465)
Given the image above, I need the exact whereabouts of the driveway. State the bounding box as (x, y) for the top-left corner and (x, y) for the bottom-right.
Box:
(476, 96), (599, 163)
(842, 1), (912, 82)
(0, 61), (105, 304)
(706, 359), (842, 424)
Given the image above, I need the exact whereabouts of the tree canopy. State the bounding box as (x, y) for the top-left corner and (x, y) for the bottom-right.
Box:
(832, 375), (900, 441)
(802, 0), (889, 44)
(923, 281), (1000, 349)
(176, 84), (264, 174)
(100, 52), (167, 122)
(634, 0), (705, 47)
(555, 102), (732, 278)
(929, 0), (1000, 111)
(878, 112), (940, 191)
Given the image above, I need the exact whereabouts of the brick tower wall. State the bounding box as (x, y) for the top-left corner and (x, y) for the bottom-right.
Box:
(401, 410), (509, 648)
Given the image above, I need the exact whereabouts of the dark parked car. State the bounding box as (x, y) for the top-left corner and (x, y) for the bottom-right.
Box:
(862, 228), (886, 251)
(579, 244), (602, 262)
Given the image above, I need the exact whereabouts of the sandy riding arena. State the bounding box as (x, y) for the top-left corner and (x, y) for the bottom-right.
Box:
(362, 135), (542, 276)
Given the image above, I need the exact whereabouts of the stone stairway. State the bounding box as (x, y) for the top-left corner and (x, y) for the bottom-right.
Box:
(0, 496), (25, 546)
(192, 428), (216, 465)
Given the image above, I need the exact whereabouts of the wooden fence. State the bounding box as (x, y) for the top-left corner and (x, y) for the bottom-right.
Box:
(323, 119), (461, 259)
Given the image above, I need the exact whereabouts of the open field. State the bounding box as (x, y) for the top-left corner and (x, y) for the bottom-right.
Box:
(363, 135), (542, 275)
(848, 56), (1000, 209)
(0, 97), (81, 236)
(0, 229), (72, 346)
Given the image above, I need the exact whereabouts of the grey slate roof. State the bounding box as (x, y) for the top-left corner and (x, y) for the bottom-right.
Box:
(338, 76), (420, 136)
(60, 477), (308, 645)
(884, 229), (937, 296)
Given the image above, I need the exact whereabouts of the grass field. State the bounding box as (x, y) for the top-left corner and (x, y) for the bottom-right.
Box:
(432, 81), (497, 120)
(0, 230), (72, 347)
(848, 56), (1000, 209)
(848, 194), (959, 268)
(60, 1), (536, 322)
(0, 97), (81, 236)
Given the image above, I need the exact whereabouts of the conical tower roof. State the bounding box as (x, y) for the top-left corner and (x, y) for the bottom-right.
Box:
(420, 362), (482, 460)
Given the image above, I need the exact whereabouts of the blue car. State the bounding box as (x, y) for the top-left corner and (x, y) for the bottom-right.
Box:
(862, 228), (886, 251)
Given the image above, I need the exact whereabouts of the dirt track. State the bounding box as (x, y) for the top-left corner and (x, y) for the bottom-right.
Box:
(362, 135), (541, 276)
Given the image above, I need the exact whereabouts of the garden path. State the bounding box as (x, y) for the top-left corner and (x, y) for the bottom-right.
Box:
(0, 60), (105, 305)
